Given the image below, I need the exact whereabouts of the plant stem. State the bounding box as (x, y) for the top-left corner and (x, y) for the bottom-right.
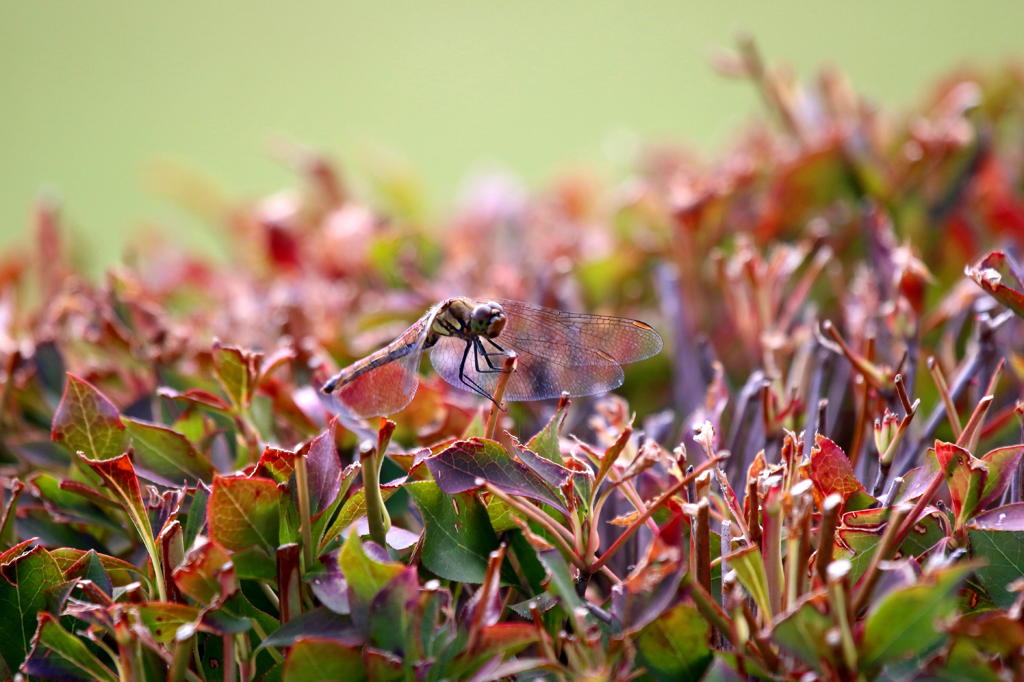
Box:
(222, 635), (236, 682)
(142, 534), (168, 602)
(589, 455), (725, 572)
(362, 447), (389, 546)
(293, 454), (315, 571)
(484, 483), (584, 569)
(827, 562), (858, 673)
(695, 498), (712, 596)
(927, 356), (962, 439)
(363, 419), (397, 547)
(485, 352), (518, 440)
(682, 571), (737, 648)
(815, 493), (842, 586)
(762, 484), (784, 616)
(169, 629), (194, 682)
(851, 505), (909, 614)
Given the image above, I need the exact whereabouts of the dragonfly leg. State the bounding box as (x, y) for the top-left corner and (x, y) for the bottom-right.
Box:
(473, 338), (508, 374)
(477, 337), (512, 372)
(457, 340), (500, 405)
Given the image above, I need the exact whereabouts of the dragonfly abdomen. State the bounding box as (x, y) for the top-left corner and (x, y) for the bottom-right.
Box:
(323, 341), (419, 393)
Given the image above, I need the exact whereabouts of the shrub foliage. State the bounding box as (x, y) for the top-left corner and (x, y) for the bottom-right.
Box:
(3, 45), (1024, 680)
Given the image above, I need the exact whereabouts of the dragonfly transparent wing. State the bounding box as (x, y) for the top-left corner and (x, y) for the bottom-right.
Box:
(494, 299), (663, 367)
(330, 309), (435, 418)
(429, 335), (625, 401)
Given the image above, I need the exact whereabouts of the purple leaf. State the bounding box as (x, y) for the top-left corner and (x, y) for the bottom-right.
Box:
(306, 420), (342, 509)
(425, 438), (567, 513)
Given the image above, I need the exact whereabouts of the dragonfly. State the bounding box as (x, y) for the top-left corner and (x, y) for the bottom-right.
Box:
(321, 297), (663, 418)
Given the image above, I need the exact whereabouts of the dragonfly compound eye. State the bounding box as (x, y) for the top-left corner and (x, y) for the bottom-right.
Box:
(487, 311), (506, 338)
(471, 304), (491, 323)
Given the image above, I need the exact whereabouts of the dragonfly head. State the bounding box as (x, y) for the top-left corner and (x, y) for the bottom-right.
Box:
(470, 301), (506, 338)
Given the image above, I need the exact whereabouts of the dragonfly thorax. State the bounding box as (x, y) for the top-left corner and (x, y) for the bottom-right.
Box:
(438, 298), (506, 339)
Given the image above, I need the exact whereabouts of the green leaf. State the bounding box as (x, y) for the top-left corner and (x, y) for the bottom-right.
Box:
(635, 603), (713, 681)
(485, 496), (517, 533)
(49, 548), (143, 587)
(136, 603), (202, 642)
(183, 487), (209, 550)
(698, 655), (748, 682)
(212, 343), (258, 410)
(967, 503), (1024, 608)
(50, 373), (126, 460)
(255, 446), (299, 482)
(0, 480), (23, 550)
(231, 547), (277, 581)
(283, 637), (367, 682)
(123, 417), (214, 484)
(861, 563), (972, 672)
(368, 566), (419, 653)
(930, 639), (1005, 682)
(0, 545), (64, 673)
(30, 472), (122, 533)
(337, 532), (404, 612)
(259, 608), (358, 650)
(837, 508), (946, 583)
(208, 474), (282, 552)
(526, 400), (569, 464)
(29, 612), (117, 682)
(406, 480), (498, 583)
(320, 485), (398, 550)
(536, 549), (584, 614)
(727, 544), (771, 619)
(363, 647), (404, 680)
(64, 549), (113, 595)
(772, 599), (833, 670)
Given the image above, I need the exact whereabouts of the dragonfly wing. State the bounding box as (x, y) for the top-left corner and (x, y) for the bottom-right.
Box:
(493, 299), (663, 367)
(429, 335), (624, 401)
(331, 309), (435, 418)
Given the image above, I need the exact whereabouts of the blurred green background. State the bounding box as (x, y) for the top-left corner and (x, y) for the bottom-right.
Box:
(3, 1), (1022, 265)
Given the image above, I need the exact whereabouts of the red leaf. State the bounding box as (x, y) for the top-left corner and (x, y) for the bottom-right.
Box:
(207, 474), (282, 552)
(254, 446), (299, 482)
(475, 623), (538, 656)
(934, 440), (982, 520)
(977, 444), (1024, 511)
(265, 222), (302, 270)
(172, 539), (235, 604)
(966, 251), (1024, 319)
(77, 452), (154, 547)
(50, 373), (126, 460)
(258, 346), (297, 385)
(157, 387), (232, 412)
(0, 537), (38, 566)
(809, 435), (867, 502)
